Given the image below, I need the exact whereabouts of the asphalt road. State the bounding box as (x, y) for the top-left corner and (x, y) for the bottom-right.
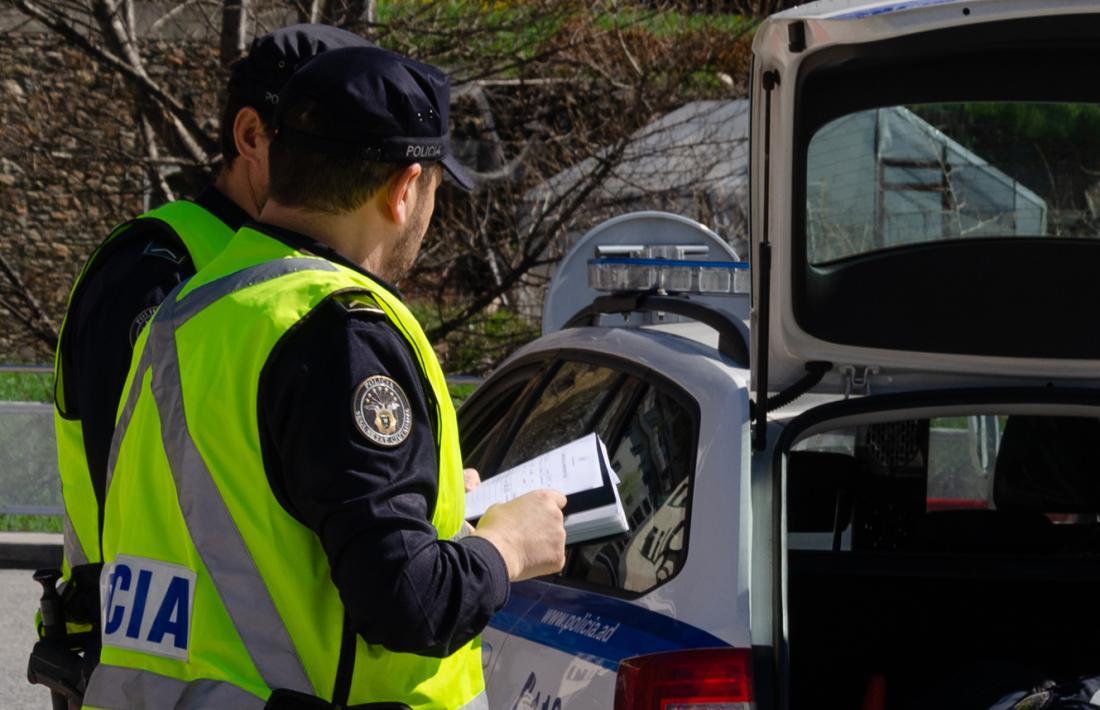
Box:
(0, 568), (50, 708)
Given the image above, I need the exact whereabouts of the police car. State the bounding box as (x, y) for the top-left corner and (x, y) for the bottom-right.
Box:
(460, 2), (1100, 709)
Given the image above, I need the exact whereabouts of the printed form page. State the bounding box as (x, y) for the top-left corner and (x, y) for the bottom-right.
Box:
(465, 433), (606, 519)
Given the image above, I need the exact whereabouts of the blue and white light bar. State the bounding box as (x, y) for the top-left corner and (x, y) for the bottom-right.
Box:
(588, 257), (749, 295)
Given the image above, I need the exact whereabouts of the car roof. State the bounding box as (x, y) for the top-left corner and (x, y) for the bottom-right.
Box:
(496, 323), (749, 391)
(774, 0), (995, 21)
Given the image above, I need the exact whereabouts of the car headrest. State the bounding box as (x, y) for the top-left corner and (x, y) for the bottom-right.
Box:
(787, 451), (859, 533)
(994, 416), (1100, 513)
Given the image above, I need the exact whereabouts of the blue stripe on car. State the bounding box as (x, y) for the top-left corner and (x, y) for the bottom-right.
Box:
(834, 0), (958, 19)
(488, 580), (728, 671)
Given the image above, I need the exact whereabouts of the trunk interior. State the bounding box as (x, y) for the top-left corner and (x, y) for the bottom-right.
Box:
(786, 416), (1100, 709)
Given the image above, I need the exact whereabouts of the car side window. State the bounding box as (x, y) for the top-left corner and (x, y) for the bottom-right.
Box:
(459, 364), (547, 475)
(496, 362), (625, 471)
(469, 357), (698, 595)
(564, 385), (696, 594)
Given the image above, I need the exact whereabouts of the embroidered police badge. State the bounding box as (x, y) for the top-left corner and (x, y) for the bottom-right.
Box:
(129, 306), (158, 347)
(352, 375), (412, 447)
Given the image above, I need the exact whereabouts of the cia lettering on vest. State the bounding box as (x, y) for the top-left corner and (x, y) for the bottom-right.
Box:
(100, 555), (196, 660)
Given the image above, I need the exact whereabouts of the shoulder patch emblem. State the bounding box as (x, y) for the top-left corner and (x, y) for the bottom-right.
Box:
(129, 306), (158, 347)
(334, 292), (385, 316)
(353, 375), (412, 447)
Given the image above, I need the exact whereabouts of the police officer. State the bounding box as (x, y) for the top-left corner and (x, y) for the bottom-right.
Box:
(86, 46), (567, 709)
(51, 25), (370, 624)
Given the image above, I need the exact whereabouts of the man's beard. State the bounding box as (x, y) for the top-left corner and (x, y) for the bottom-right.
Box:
(383, 196), (429, 282)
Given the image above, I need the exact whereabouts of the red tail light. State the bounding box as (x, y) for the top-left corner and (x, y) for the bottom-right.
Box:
(614, 647), (754, 710)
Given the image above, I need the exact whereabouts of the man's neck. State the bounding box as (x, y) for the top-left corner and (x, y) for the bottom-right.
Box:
(214, 165), (261, 220)
(259, 200), (391, 277)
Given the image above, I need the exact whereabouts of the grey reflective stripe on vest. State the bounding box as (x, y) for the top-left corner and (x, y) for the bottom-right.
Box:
(105, 343), (154, 496)
(109, 258), (336, 698)
(169, 258), (335, 325)
(62, 511), (87, 568)
(84, 663), (266, 709)
(460, 690), (489, 710)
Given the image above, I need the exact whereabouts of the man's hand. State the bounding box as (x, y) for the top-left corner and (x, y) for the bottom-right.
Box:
(473, 490), (567, 581)
(463, 468), (480, 492)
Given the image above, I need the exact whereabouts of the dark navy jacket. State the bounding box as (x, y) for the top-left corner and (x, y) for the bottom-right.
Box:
(253, 223), (508, 657)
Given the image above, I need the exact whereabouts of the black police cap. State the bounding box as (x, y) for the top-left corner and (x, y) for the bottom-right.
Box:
(275, 45), (475, 192)
(228, 24), (371, 112)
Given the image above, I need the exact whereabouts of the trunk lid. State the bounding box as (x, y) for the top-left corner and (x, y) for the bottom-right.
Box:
(750, 0), (1100, 398)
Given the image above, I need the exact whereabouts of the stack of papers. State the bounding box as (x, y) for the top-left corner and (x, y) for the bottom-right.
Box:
(465, 433), (629, 545)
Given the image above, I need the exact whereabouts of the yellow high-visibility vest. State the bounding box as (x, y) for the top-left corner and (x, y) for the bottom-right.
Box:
(54, 201), (234, 576)
(86, 225), (483, 709)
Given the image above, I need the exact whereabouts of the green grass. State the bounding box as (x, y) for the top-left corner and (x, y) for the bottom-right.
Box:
(410, 301), (538, 375)
(0, 514), (62, 533)
(448, 383), (478, 408)
(377, 1), (571, 63)
(0, 370), (484, 412)
(0, 371), (53, 403)
(376, 2), (753, 72)
(593, 8), (751, 36)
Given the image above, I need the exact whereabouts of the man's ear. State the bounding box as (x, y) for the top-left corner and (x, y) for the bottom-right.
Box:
(386, 163), (423, 226)
(233, 107), (270, 168)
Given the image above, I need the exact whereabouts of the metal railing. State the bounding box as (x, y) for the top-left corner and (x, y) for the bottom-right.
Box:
(0, 364), (51, 374)
(1, 363), (482, 383)
(0, 364), (482, 517)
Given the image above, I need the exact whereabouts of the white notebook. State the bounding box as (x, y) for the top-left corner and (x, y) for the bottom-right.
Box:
(465, 433), (629, 545)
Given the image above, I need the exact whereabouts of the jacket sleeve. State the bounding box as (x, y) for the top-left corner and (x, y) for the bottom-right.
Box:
(258, 298), (509, 657)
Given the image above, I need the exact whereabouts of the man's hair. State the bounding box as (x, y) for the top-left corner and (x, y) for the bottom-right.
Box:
(219, 89), (275, 168)
(268, 98), (438, 213)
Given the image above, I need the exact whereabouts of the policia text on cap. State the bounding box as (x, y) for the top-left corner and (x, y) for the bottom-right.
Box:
(34, 24), (371, 708)
(82, 45), (568, 709)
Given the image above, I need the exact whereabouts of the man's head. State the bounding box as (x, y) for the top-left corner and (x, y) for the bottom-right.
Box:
(217, 24), (370, 216)
(266, 46), (473, 280)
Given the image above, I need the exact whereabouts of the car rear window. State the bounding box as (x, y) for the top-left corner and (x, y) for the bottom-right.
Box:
(806, 102), (1100, 265)
(789, 414), (1100, 553)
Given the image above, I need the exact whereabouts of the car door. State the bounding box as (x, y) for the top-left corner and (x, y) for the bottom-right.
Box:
(461, 353), (708, 709)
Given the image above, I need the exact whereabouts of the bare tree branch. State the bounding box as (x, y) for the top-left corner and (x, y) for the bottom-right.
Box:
(0, 253), (58, 349)
(149, 0), (203, 35)
(3, 0), (216, 164)
(140, 114), (176, 203)
(94, 0), (213, 167)
(0, 0), (757, 367)
(220, 0), (250, 66)
(427, 132), (633, 341)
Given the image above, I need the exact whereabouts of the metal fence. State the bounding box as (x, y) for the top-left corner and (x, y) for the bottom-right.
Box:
(0, 364), (59, 515)
(0, 365), (51, 374)
(0, 364), (481, 517)
(0, 402), (60, 516)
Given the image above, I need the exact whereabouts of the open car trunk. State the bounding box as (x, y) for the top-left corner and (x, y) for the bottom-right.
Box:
(749, 4), (1100, 704)
(789, 551), (1100, 708)
(749, 3), (1100, 706)
(785, 415), (1100, 709)
(750, 6), (1100, 398)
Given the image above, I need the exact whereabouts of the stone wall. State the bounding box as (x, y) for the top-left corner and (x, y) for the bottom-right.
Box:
(0, 27), (223, 361)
